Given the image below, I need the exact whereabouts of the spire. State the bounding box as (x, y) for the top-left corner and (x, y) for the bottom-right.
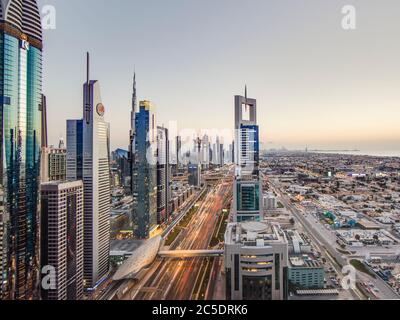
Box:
(132, 70), (137, 112)
(85, 52), (91, 124)
(244, 85), (248, 112)
(58, 137), (65, 149)
(130, 70), (137, 138)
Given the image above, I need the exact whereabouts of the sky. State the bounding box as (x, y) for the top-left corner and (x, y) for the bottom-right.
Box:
(38, 0), (400, 153)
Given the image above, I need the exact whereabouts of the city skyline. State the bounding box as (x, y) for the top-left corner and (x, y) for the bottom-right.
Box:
(40, 0), (400, 155)
(1, 0), (400, 303)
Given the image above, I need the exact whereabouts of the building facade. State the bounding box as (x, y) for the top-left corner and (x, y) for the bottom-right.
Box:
(66, 56), (111, 290)
(40, 181), (84, 300)
(156, 126), (170, 224)
(233, 89), (263, 222)
(0, 0), (43, 300)
(48, 147), (67, 182)
(131, 100), (158, 239)
(224, 221), (288, 300)
(128, 73), (137, 195)
(288, 256), (324, 289)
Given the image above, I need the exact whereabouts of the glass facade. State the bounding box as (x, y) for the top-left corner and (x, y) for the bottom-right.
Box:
(242, 275), (272, 300)
(132, 103), (157, 239)
(237, 183), (260, 212)
(0, 31), (42, 299)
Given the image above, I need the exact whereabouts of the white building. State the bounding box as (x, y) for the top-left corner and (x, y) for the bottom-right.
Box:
(201, 134), (210, 168)
(224, 221), (288, 300)
(263, 192), (277, 210)
(40, 181), (84, 300)
(66, 55), (111, 290)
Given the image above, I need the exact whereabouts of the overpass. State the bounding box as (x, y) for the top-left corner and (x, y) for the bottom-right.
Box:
(158, 250), (224, 258)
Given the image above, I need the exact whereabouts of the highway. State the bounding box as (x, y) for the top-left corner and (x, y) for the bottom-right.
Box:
(118, 174), (232, 300)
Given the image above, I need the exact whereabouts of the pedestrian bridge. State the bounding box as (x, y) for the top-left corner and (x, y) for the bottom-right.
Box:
(158, 250), (224, 258)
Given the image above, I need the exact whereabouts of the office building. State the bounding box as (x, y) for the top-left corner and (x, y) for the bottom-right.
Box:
(157, 126), (170, 224)
(188, 163), (201, 187)
(40, 181), (84, 300)
(219, 143), (224, 166)
(66, 54), (111, 290)
(48, 143), (67, 182)
(131, 100), (158, 239)
(288, 255), (324, 289)
(263, 192), (277, 211)
(224, 221), (288, 300)
(111, 149), (130, 188)
(0, 0), (43, 300)
(233, 88), (262, 222)
(128, 73), (137, 195)
(201, 134), (210, 168)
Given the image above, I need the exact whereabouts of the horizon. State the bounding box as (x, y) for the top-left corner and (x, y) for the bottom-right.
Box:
(39, 0), (400, 154)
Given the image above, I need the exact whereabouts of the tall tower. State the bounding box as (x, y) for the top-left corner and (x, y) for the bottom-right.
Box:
(128, 72), (137, 194)
(156, 126), (170, 224)
(66, 53), (111, 290)
(233, 87), (262, 222)
(131, 100), (158, 239)
(0, 0), (43, 300)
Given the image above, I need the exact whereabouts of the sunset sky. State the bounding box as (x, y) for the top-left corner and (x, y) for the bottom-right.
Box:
(39, 0), (400, 153)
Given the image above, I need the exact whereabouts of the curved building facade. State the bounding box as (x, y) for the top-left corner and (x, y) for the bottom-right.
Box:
(0, 0), (42, 300)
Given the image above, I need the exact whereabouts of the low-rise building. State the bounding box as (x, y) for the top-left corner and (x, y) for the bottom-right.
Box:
(288, 255), (324, 289)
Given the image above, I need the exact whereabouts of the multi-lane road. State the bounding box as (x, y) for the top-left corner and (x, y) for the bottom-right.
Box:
(269, 178), (399, 300)
(116, 176), (232, 300)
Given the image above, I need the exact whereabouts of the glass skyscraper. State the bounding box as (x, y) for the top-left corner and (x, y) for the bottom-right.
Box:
(0, 0), (43, 300)
(132, 100), (158, 239)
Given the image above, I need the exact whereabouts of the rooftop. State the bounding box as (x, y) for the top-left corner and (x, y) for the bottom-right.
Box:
(289, 255), (322, 268)
(225, 221), (286, 246)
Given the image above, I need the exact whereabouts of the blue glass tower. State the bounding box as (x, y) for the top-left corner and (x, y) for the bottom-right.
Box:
(0, 0), (43, 300)
(132, 101), (158, 239)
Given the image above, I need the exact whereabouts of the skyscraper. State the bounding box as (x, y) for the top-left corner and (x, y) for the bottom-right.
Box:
(156, 126), (170, 224)
(66, 54), (111, 290)
(131, 100), (158, 239)
(188, 137), (202, 188)
(201, 134), (210, 168)
(128, 72), (137, 195)
(40, 181), (84, 300)
(0, 0), (43, 300)
(233, 88), (263, 222)
(176, 135), (182, 169)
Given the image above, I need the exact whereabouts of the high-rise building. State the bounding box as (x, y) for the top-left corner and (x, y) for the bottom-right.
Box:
(156, 126), (170, 224)
(0, 0), (43, 300)
(201, 134), (210, 168)
(131, 100), (158, 239)
(176, 135), (182, 168)
(188, 137), (202, 188)
(224, 221), (288, 300)
(219, 143), (224, 166)
(233, 88), (263, 222)
(111, 149), (130, 188)
(66, 53), (111, 290)
(40, 181), (84, 300)
(128, 73), (137, 195)
(48, 144), (67, 182)
(40, 94), (50, 183)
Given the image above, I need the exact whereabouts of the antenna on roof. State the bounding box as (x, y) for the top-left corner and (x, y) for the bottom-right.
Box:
(85, 52), (91, 124)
